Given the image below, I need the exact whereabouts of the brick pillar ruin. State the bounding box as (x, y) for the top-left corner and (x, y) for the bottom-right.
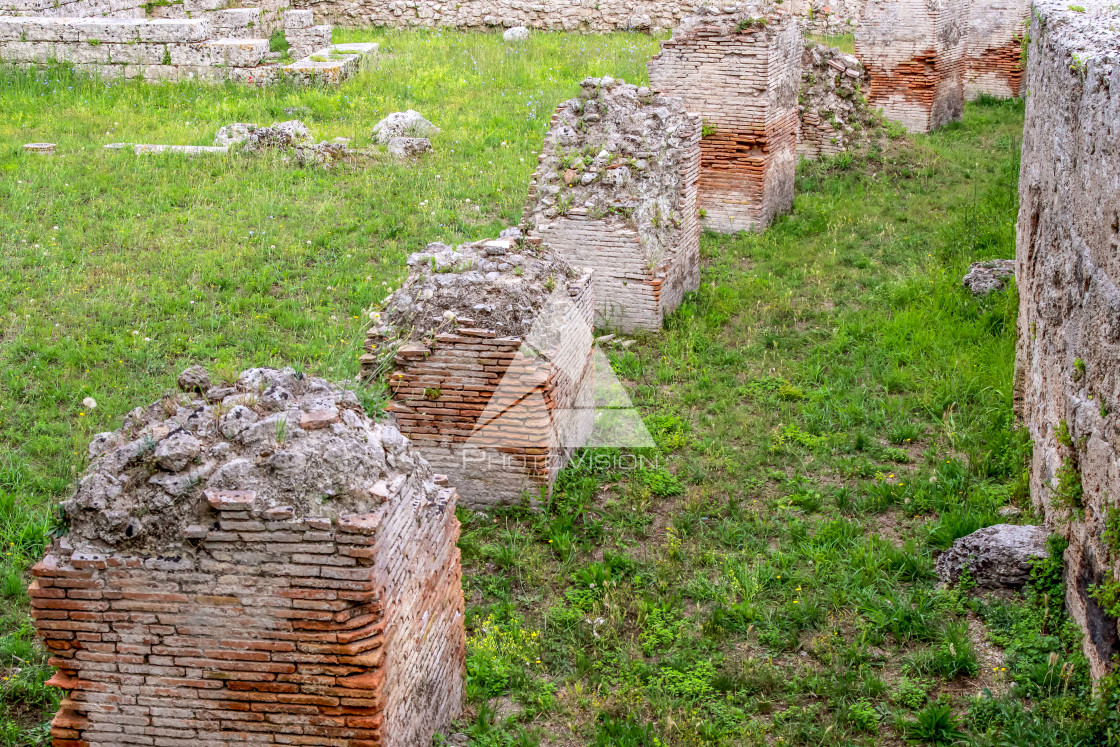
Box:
(524, 77), (701, 332)
(32, 367), (465, 746)
(362, 238), (596, 509)
(647, 4), (802, 234)
(855, 0), (969, 133)
(1015, 0), (1120, 679)
(964, 0), (1028, 100)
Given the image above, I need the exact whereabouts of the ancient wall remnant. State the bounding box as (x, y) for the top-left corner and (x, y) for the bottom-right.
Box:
(964, 0), (1028, 99)
(31, 367), (465, 746)
(291, 0), (697, 33)
(0, 9), (374, 84)
(788, 0), (863, 34)
(854, 0), (969, 133)
(1014, 0), (1120, 679)
(362, 238), (596, 509)
(647, 4), (802, 233)
(798, 41), (879, 159)
(524, 77), (701, 332)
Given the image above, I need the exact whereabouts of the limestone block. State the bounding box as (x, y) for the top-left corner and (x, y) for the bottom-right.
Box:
(142, 63), (180, 81)
(1015, 0), (1120, 680)
(0, 19), (24, 42)
(208, 37), (268, 67)
(284, 8), (315, 28)
(209, 8), (264, 37)
(65, 41), (111, 63)
(936, 524), (1051, 587)
(75, 19), (143, 44)
(137, 19), (211, 43)
(168, 41), (218, 67)
(21, 18), (81, 42)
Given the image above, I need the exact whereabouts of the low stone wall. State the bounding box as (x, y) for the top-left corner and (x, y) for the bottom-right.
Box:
(31, 367), (465, 746)
(0, 12), (370, 84)
(0, 0), (146, 18)
(964, 0), (1028, 99)
(293, 0), (697, 32)
(788, 0), (862, 34)
(1015, 0), (1120, 679)
(855, 0), (968, 133)
(363, 238), (596, 509)
(525, 77), (701, 332)
(647, 3), (801, 233)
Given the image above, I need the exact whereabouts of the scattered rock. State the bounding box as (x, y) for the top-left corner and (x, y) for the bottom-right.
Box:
(387, 136), (433, 159)
(936, 524), (1051, 588)
(213, 123), (256, 147)
(371, 110), (440, 143)
(963, 259), (1016, 296)
(242, 120), (316, 152)
(503, 26), (530, 42)
(177, 366), (211, 393)
(23, 143), (56, 154)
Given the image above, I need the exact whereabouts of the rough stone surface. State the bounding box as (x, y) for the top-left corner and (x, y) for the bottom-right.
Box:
(855, 0), (969, 133)
(648, 3), (802, 233)
(362, 237), (596, 508)
(213, 121), (256, 146)
(242, 119), (315, 150)
(962, 259), (1016, 296)
(936, 524), (1051, 588)
(1014, 0), (1120, 679)
(371, 109), (441, 143)
(965, 0), (1029, 99)
(798, 41), (882, 159)
(524, 77), (700, 331)
(33, 367), (465, 746)
(387, 135), (433, 158)
(503, 24), (529, 41)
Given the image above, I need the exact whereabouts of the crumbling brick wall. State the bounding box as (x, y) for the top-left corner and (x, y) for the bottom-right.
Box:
(798, 41), (878, 159)
(788, 0), (863, 34)
(854, 0), (969, 133)
(647, 3), (802, 233)
(1014, 0), (1120, 679)
(362, 238), (596, 509)
(32, 367), (465, 746)
(964, 0), (1028, 100)
(524, 77), (701, 332)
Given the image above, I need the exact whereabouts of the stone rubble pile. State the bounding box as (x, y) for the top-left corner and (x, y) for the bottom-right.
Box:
(372, 109), (440, 159)
(524, 76), (701, 331)
(937, 524), (1051, 588)
(962, 259), (1016, 296)
(798, 41), (881, 159)
(32, 366), (465, 746)
(362, 235), (596, 508)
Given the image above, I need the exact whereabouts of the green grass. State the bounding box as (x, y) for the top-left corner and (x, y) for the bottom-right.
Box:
(0, 27), (1113, 746)
(805, 32), (856, 54)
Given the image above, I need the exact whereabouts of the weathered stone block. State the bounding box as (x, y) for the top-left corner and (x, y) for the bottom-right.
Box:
(137, 18), (210, 43)
(207, 36), (268, 66)
(1015, 0), (1120, 680)
(648, 3), (802, 233)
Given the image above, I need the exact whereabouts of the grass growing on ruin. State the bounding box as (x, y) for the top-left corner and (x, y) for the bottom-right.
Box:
(0, 29), (1109, 746)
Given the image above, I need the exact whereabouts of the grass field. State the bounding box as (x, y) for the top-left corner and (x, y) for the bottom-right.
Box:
(1, 27), (1117, 747)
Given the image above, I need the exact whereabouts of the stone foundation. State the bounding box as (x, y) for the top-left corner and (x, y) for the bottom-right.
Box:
(0, 9), (374, 84)
(524, 77), (701, 332)
(1014, 0), (1120, 679)
(362, 238), (596, 509)
(30, 367), (465, 746)
(647, 3), (801, 233)
(854, 0), (969, 133)
(964, 0), (1028, 99)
